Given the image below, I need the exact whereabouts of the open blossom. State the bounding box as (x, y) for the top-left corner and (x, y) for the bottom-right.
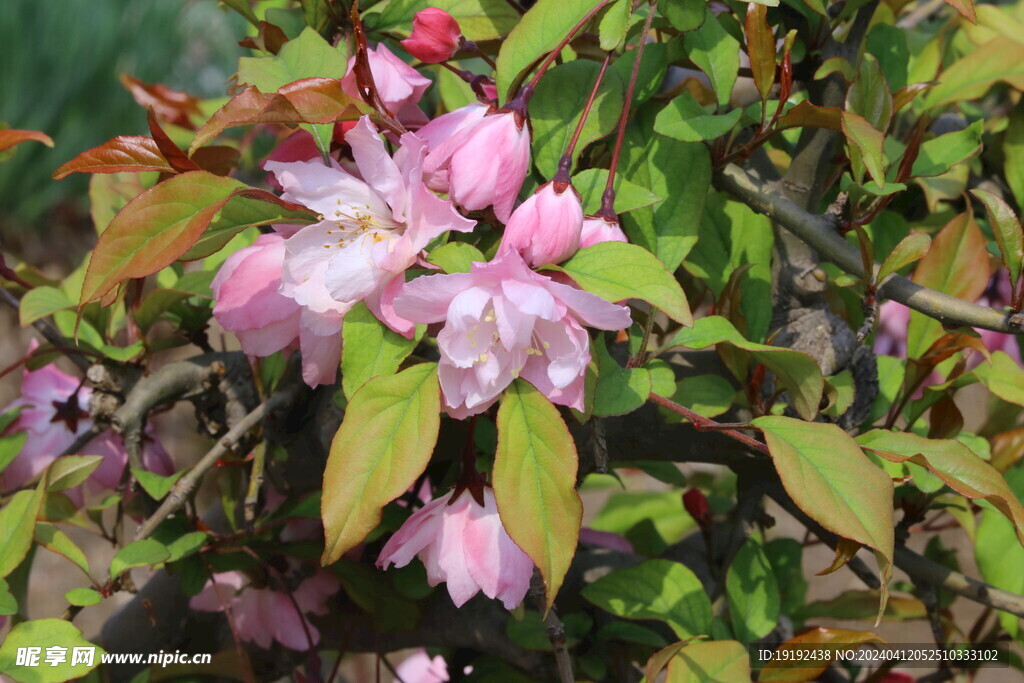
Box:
(394, 249), (632, 417)
(502, 181), (583, 267)
(402, 9), (461, 64)
(264, 116), (475, 342)
(1, 350), (172, 494)
(190, 570), (339, 651)
(418, 104), (530, 222)
(377, 488), (533, 609)
(396, 650), (450, 683)
(341, 43), (432, 125)
(580, 215), (628, 249)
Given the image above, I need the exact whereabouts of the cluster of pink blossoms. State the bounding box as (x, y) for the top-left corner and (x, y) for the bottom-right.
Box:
(0, 343), (172, 499)
(210, 9), (636, 612)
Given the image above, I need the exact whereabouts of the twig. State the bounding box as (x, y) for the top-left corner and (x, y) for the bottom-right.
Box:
(649, 393), (770, 455)
(543, 608), (575, 683)
(716, 164), (1022, 334)
(134, 385), (298, 541)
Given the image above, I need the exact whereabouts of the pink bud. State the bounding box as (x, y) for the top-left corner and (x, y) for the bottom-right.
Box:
(402, 8), (462, 64)
(579, 215), (628, 249)
(502, 182), (584, 267)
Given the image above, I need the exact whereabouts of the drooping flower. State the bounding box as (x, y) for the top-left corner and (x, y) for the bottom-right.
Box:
(419, 105), (530, 222)
(502, 181), (583, 267)
(396, 650), (450, 683)
(264, 116), (475, 340)
(0, 349), (172, 494)
(341, 43), (432, 125)
(393, 249), (632, 417)
(190, 570), (340, 651)
(211, 233), (345, 388)
(402, 9), (462, 64)
(377, 487), (534, 609)
(579, 215), (628, 249)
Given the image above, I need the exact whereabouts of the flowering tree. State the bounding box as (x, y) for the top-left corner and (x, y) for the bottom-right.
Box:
(2, 0), (1024, 680)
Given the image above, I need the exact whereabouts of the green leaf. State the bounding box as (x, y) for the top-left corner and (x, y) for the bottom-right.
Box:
(665, 316), (823, 421)
(180, 191), (317, 261)
(877, 232), (930, 283)
(529, 59), (624, 178)
(592, 337), (651, 417)
(842, 111), (886, 187)
(163, 531), (210, 563)
(19, 286), (74, 326)
(764, 538), (807, 616)
(507, 610), (592, 650)
(0, 619), (105, 682)
(590, 490), (694, 542)
(975, 465), (1024, 636)
(661, 640), (752, 682)
(618, 104), (710, 270)
(572, 168), (661, 215)
(581, 559), (712, 639)
(238, 27), (348, 93)
(654, 91), (743, 142)
(560, 242), (692, 325)
(131, 467), (186, 501)
(865, 23), (908, 91)
(972, 188), (1024, 286)
(495, 0), (606, 102)
(726, 538), (780, 644)
(45, 456), (103, 492)
(858, 429), (1024, 545)
(911, 120), (984, 178)
(333, 559), (420, 632)
(668, 375), (735, 420)
(495, 380), (583, 609)
(752, 416), (894, 618)
(64, 587), (101, 607)
(426, 242), (486, 274)
(1007, 110), (1024, 211)
(0, 487), (44, 579)
(595, 621), (668, 648)
(80, 172), (243, 306)
(0, 578), (17, 616)
(972, 351), (1024, 407)
(923, 36), (1024, 108)
(663, 0), (707, 32)
(341, 303), (422, 400)
(845, 54), (892, 132)
(322, 363), (441, 564)
(598, 0), (631, 50)
(34, 523), (90, 577)
(109, 539), (171, 578)
(683, 13), (740, 106)
(371, 0), (520, 41)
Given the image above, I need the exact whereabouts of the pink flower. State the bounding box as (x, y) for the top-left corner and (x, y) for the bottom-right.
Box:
(393, 249), (632, 417)
(1, 350), (172, 494)
(419, 105), (530, 222)
(502, 182), (583, 267)
(341, 43), (432, 125)
(264, 116), (474, 340)
(402, 9), (462, 64)
(211, 233), (345, 388)
(579, 215), (628, 249)
(396, 650), (450, 683)
(190, 570), (339, 651)
(377, 488), (534, 609)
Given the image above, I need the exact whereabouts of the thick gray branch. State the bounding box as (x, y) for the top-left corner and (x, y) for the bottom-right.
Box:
(717, 164), (1020, 333)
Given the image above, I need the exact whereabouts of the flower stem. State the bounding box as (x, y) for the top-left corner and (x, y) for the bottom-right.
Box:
(461, 39), (498, 71)
(554, 51), (612, 184)
(648, 392), (769, 455)
(599, 0), (658, 220)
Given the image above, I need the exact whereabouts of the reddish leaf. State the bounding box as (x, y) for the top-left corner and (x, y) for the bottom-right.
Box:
(893, 83), (930, 112)
(238, 20), (289, 54)
(147, 109), (199, 173)
(842, 111), (886, 186)
(52, 137), (173, 180)
(943, 0), (976, 22)
(80, 171), (245, 306)
(775, 102), (842, 131)
(120, 75), (202, 130)
(745, 4), (776, 103)
(0, 129), (54, 153)
(189, 78), (369, 154)
(190, 146), (242, 177)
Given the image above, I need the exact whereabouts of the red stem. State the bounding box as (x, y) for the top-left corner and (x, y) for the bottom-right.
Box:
(599, 1), (658, 219)
(555, 51), (613, 183)
(649, 393), (770, 456)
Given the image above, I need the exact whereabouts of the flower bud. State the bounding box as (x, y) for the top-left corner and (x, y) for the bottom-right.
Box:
(502, 181), (583, 267)
(580, 214), (628, 249)
(402, 8), (462, 64)
(683, 488), (712, 530)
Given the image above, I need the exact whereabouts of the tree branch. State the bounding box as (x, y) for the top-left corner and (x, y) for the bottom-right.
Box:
(716, 163), (1021, 333)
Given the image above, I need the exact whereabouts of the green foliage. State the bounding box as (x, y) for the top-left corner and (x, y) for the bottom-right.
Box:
(0, 619), (105, 682)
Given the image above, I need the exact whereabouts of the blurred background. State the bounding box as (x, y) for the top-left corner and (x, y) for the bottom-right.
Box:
(0, 0), (246, 270)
